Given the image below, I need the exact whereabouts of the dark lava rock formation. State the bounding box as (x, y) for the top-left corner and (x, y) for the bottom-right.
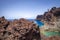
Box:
(0, 17), (41, 40)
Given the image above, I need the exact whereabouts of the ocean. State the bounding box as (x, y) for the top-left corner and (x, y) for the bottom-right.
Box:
(34, 20), (44, 27)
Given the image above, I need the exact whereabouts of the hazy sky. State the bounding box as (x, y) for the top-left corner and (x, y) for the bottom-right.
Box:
(0, 0), (60, 19)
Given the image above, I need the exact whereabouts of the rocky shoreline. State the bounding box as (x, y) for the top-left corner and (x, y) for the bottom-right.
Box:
(0, 7), (60, 40)
(36, 7), (60, 40)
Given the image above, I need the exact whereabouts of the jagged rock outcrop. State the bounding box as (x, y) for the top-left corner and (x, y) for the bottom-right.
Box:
(0, 17), (40, 40)
(0, 16), (9, 40)
(36, 7), (60, 40)
(36, 7), (60, 22)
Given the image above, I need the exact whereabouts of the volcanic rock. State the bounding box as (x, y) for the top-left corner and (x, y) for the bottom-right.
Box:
(0, 17), (40, 40)
(36, 7), (60, 22)
(36, 7), (60, 40)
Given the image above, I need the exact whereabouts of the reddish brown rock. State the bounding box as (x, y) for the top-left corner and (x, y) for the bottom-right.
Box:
(36, 7), (60, 22)
(36, 7), (60, 40)
(0, 17), (40, 40)
(44, 36), (60, 40)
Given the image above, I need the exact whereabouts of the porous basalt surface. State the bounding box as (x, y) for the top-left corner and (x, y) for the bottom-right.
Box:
(0, 17), (40, 40)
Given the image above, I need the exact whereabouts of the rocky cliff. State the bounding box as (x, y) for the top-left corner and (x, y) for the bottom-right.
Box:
(36, 7), (60, 22)
(36, 7), (60, 40)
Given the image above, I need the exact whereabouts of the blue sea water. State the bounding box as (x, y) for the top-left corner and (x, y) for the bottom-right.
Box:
(34, 20), (44, 27)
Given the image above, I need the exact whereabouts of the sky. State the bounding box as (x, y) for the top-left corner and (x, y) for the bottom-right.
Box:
(0, 0), (60, 19)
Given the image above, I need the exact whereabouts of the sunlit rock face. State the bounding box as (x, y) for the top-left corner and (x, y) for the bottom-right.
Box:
(0, 17), (40, 40)
(36, 7), (60, 40)
(36, 7), (60, 22)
